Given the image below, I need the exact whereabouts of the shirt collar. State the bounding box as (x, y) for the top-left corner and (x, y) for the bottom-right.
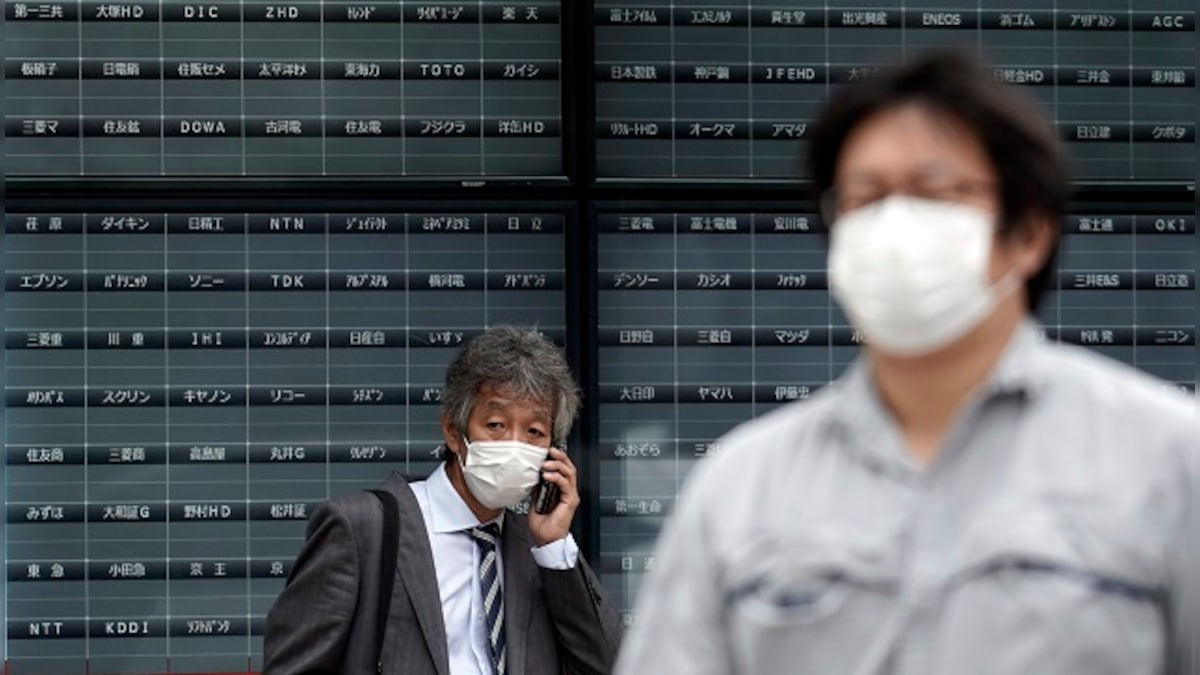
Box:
(832, 319), (1048, 435)
(424, 463), (504, 534)
(983, 319), (1048, 397)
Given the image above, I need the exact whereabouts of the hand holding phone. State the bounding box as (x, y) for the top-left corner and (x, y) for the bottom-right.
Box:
(526, 445), (579, 546)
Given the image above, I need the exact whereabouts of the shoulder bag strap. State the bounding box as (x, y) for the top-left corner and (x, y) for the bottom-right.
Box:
(366, 488), (400, 674)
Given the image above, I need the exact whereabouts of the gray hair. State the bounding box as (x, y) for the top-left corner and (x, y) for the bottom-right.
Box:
(442, 325), (580, 449)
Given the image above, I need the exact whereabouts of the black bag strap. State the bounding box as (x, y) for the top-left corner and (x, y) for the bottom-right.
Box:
(366, 488), (400, 674)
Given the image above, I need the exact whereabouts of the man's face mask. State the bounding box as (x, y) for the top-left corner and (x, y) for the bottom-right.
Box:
(458, 436), (546, 510)
(828, 195), (1020, 357)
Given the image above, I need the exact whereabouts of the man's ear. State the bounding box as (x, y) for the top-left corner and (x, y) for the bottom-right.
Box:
(441, 412), (463, 458)
(1011, 212), (1057, 280)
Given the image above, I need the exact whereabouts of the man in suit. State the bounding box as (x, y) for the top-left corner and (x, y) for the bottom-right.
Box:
(263, 325), (622, 674)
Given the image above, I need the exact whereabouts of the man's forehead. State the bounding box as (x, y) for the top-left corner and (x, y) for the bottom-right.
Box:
(840, 106), (989, 170)
(475, 384), (552, 418)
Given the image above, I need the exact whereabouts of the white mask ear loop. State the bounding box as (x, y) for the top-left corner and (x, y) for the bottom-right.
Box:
(988, 220), (1033, 303)
(458, 435), (471, 468)
(989, 269), (1023, 304)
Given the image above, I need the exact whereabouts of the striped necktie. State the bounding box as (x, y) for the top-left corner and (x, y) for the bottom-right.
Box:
(469, 523), (506, 675)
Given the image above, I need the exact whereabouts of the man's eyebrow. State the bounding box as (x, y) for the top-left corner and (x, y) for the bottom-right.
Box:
(839, 164), (968, 186)
(909, 163), (969, 178)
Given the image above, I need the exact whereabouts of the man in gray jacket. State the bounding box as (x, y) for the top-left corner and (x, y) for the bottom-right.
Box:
(265, 325), (621, 674)
(616, 50), (1196, 675)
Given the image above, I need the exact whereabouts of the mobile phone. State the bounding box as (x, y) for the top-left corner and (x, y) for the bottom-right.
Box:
(532, 444), (562, 514)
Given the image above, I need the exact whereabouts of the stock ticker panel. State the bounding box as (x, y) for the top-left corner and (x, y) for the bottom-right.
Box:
(2, 208), (567, 675)
(594, 205), (1196, 619)
(594, 1), (1196, 182)
(5, 1), (564, 178)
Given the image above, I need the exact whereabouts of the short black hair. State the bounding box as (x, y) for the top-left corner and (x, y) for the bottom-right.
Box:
(808, 48), (1068, 312)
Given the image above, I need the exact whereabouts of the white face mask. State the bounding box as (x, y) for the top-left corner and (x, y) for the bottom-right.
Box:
(828, 195), (1020, 357)
(458, 436), (547, 510)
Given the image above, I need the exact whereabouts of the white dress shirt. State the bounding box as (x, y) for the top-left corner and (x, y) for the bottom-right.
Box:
(410, 463), (579, 675)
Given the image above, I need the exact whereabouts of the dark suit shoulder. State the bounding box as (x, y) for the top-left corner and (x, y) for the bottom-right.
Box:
(304, 472), (421, 551)
(322, 471), (421, 512)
